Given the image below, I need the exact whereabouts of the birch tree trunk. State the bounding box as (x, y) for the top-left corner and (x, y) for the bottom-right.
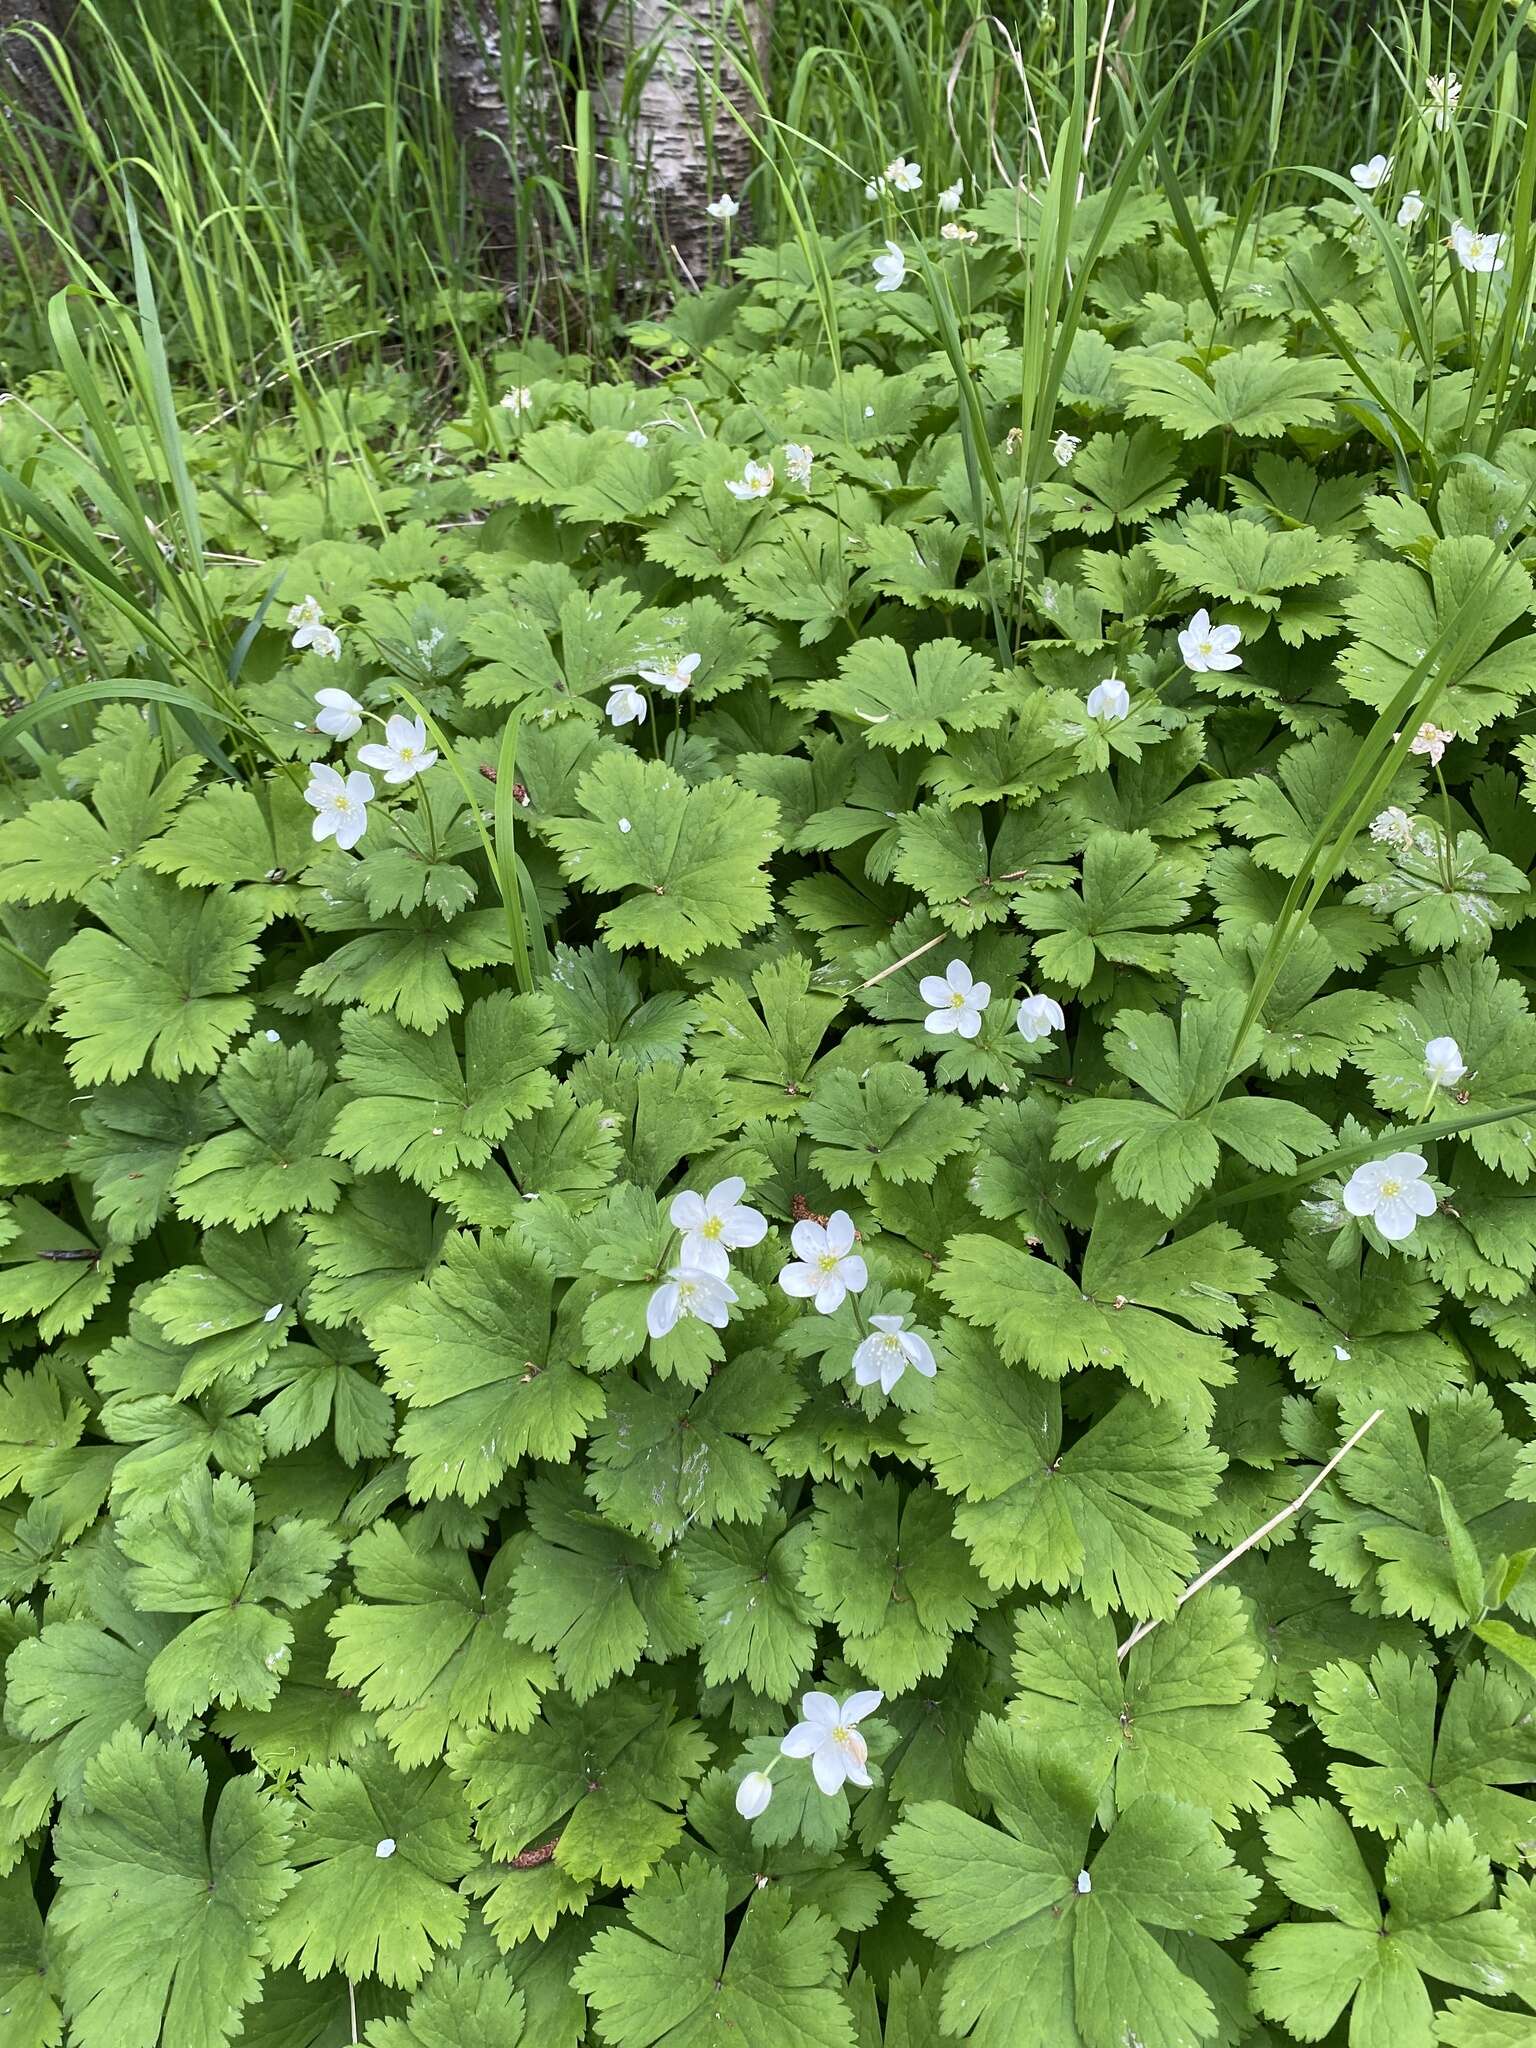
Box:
(443, 0), (566, 272)
(589, 0), (771, 280)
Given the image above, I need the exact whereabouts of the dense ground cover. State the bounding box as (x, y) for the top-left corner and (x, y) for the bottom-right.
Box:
(7, 25), (1536, 2046)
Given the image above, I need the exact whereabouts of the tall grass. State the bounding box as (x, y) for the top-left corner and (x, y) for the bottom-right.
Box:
(4, 0), (1533, 398)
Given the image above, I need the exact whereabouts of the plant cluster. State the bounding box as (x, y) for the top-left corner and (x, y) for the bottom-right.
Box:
(6, 154), (1536, 2047)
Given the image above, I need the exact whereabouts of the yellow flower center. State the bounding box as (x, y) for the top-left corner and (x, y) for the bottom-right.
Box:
(700, 1216), (723, 1239)
(949, 990), (968, 1007)
(817, 1250), (843, 1275)
(1379, 1177), (1402, 1199)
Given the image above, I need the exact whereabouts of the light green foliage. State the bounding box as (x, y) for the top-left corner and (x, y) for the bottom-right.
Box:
(7, 125), (1536, 2048)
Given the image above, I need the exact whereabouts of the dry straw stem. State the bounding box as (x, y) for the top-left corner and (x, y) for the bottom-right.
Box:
(1115, 1404), (1386, 1662)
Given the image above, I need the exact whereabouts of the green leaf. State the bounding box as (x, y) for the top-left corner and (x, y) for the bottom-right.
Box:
(328, 992), (561, 1188)
(807, 638), (1005, 752)
(1251, 1803), (1531, 2046)
(373, 1230), (604, 1502)
(455, 1684), (710, 1921)
(1311, 1649), (1536, 1863)
(573, 1854), (855, 2048)
(1117, 340), (1341, 439)
(48, 870), (263, 1082)
(50, 1726), (294, 2048)
(116, 1468), (340, 1727)
(327, 1521), (552, 1766)
(544, 753), (779, 960)
(365, 1959), (525, 2048)
(1015, 829), (1192, 988)
(505, 1469), (698, 1700)
(883, 1715), (1257, 2048)
(172, 1035), (348, 1227)
(801, 1474), (993, 1694)
(904, 1320), (1222, 1614)
(803, 1061), (982, 1190)
(266, 1742), (476, 1989)
(1009, 1588), (1290, 1825)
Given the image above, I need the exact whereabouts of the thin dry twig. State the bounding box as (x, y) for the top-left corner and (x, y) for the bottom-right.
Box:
(1115, 1405), (1386, 1662)
(857, 930), (946, 990)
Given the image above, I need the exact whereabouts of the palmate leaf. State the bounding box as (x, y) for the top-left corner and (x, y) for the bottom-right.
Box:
(74, 1071), (226, 1243)
(1009, 1589), (1290, 1826)
(49, 870), (264, 1083)
(802, 1061), (982, 1190)
(1310, 1649), (1536, 1864)
(140, 776), (318, 922)
(543, 754), (780, 960)
(504, 1470), (698, 1701)
(0, 1196), (127, 1342)
(116, 1468), (340, 1727)
(171, 1035), (348, 1228)
(1040, 425), (1186, 533)
(1349, 826), (1529, 954)
(137, 1218), (309, 1394)
(936, 1197), (1269, 1419)
(588, 1355), (803, 1542)
(267, 1742), (476, 1991)
(1337, 537), (1536, 734)
(49, 1726), (294, 2048)
(574, 1855), (854, 2048)
(1148, 508), (1355, 610)
(800, 1474), (994, 1694)
(0, 1863), (61, 2048)
(806, 636), (1006, 751)
(365, 1958), (526, 2048)
(0, 741), (199, 905)
(1311, 1389), (1536, 1637)
(883, 1717), (1257, 2048)
(1250, 1803), (1532, 2047)
(454, 1684), (711, 1928)
(1013, 829), (1193, 987)
(1117, 339), (1342, 439)
(692, 953), (843, 1121)
(328, 991), (561, 1188)
(1052, 995), (1333, 1216)
(372, 1230), (604, 1502)
(327, 1521), (552, 1767)
(1251, 1239), (1465, 1408)
(681, 1507), (820, 1700)
(903, 1319), (1223, 1615)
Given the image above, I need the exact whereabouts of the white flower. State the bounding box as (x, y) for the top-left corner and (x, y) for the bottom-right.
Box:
(1053, 431), (1080, 466)
(1450, 220), (1504, 273)
(637, 650), (701, 694)
(1370, 805), (1415, 848)
(313, 687), (363, 740)
(374, 1838), (397, 1858)
(289, 597), (340, 660)
(920, 958), (991, 1040)
(1425, 73), (1460, 130)
(852, 1314), (936, 1394)
(1342, 1150), (1437, 1242)
(883, 155), (921, 192)
(669, 1175), (768, 1278)
(1077, 1870), (1092, 1894)
(304, 764), (373, 851)
(606, 683), (648, 727)
(781, 1689), (883, 1796)
(706, 192), (739, 221)
(1410, 719), (1454, 765)
(646, 1263), (737, 1339)
(1350, 152), (1392, 191)
(864, 175), (887, 199)
(872, 240), (906, 292)
(726, 459), (774, 501)
(1397, 190), (1425, 228)
(1424, 1035), (1467, 1089)
(500, 386), (533, 413)
(1086, 676), (1129, 723)
(625, 428), (650, 447)
(1017, 991), (1066, 1044)
(784, 442), (814, 487)
(779, 1210), (867, 1314)
(938, 178), (963, 213)
(357, 712), (438, 785)
(1178, 607), (1243, 673)
(735, 1770), (774, 1819)
(940, 221), (977, 244)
